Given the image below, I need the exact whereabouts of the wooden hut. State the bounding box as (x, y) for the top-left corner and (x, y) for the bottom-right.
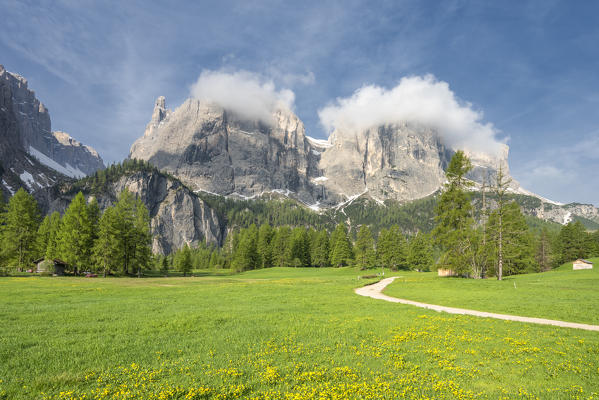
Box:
(34, 258), (68, 276)
(573, 259), (593, 270)
(437, 268), (457, 277)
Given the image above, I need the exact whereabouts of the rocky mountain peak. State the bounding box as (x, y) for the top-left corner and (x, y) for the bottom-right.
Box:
(144, 96), (171, 138)
(0, 66), (105, 197)
(130, 96), (523, 208)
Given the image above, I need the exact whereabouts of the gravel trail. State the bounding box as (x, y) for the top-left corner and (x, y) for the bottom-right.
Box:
(355, 277), (599, 332)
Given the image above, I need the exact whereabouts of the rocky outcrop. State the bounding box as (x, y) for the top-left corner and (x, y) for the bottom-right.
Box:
(130, 97), (325, 204)
(37, 169), (224, 254)
(0, 64), (104, 192)
(318, 123), (453, 202)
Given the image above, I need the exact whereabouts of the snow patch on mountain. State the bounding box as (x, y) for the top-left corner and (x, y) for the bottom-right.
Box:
(19, 171), (37, 190)
(28, 146), (86, 178)
(306, 136), (332, 148)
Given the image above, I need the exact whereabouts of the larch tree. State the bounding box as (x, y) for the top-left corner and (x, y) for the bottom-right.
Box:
(1, 188), (40, 271)
(488, 165), (511, 280)
(93, 206), (118, 277)
(433, 150), (476, 277)
(408, 232), (434, 272)
(45, 212), (62, 260)
(58, 192), (94, 273)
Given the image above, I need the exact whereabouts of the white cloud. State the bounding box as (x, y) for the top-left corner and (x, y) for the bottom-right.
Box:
(190, 69), (295, 124)
(318, 74), (505, 156)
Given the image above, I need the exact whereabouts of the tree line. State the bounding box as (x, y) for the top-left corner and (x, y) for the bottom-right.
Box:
(0, 188), (152, 276)
(1, 152), (597, 278)
(163, 222), (433, 274)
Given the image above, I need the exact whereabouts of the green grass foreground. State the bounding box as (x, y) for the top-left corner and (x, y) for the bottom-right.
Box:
(384, 258), (599, 325)
(0, 267), (598, 399)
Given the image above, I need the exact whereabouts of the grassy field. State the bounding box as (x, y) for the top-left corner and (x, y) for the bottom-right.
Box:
(384, 258), (599, 325)
(0, 267), (598, 399)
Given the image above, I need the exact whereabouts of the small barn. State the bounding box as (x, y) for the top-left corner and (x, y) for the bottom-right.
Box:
(573, 259), (593, 270)
(438, 268), (457, 277)
(34, 258), (68, 276)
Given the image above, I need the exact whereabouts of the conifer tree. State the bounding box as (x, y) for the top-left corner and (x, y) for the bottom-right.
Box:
(311, 229), (331, 268)
(487, 165), (511, 280)
(408, 232), (434, 272)
(45, 212), (62, 260)
(271, 226), (292, 267)
(487, 201), (536, 276)
(133, 197), (152, 277)
(330, 223), (353, 267)
(290, 227), (311, 267)
(354, 225), (376, 269)
(160, 255), (169, 275)
(1, 188), (40, 271)
(232, 224), (259, 271)
(556, 221), (588, 264)
(433, 150), (476, 276)
(535, 228), (553, 272)
(36, 215), (52, 259)
(113, 190), (136, 274)
(377, 225), (409, 270)
(257, 223), (274, 268)
(175, 244), (193, 276)
(58, 192), (94, 273)
(93, 206), (118, 277)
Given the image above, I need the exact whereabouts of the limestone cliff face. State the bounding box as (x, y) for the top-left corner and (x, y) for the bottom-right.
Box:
(130, 97), (323, 204)
(129, 96), (521, 207)
(0, 64), (104, 193)
(37, 170), (224, 255)
(318, 123), (453, 202)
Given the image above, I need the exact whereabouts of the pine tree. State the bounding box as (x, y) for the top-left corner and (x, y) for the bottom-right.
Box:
(556, 221), (588, 264)
(487, 201), (536, 276)
(58, 192), (94, 273)
(160, 255), (169, 276)
(232, 224), (259, 271)
(175, 244), (193, 276)
(1, 188), (40, 271)
(271, 226), (292, 267)
(377, 225), (409, 270)
(290, 227), (311, 267)
(354, 225), (376, 269)
(433, 151), (477, 276)
(535, 228), (553, 272)
(311, 229), (331, 268)
(257, 223), (274, 268)
(330, 224), (353, 267)
(408, 232), (434, 272)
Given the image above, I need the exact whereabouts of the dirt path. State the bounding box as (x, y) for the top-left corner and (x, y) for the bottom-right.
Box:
(355, 277), (599, 332)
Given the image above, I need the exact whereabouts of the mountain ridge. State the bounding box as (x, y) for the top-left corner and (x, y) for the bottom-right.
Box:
(0, 64), (105, 197)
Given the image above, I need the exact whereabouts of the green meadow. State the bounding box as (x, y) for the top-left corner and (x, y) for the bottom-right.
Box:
(1, 267), (598, 399)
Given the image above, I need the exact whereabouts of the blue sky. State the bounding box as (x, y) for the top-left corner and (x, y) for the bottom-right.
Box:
(1, 0), (598, 205)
